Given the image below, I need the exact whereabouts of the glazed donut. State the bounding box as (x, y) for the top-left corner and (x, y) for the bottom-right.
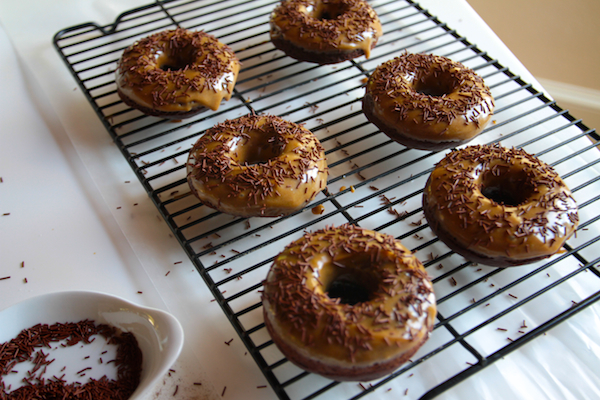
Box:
(186, 114), (328, 217)
(116, 28), (240, 119)
(363, 53), (494, 150)
(423, 144), (579, 267)
(270, 0), (382, 64)
(262, 224), (436, 382)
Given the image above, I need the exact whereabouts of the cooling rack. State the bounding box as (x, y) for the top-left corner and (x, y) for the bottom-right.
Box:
(53, 0), (600, 398)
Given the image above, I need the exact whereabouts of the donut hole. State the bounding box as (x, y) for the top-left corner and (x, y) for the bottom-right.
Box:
(480, 168), (535, 206)
(235, 131), (285, 166)
(325, 257), (379, 305)
(414, 72), (458, 97)
(313, 2), (349, 20)
(157, 47), (196, 71)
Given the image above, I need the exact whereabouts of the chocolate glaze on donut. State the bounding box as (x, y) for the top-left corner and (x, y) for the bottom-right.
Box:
(363, 53), (494, 150)
(116, 28), (240, 119)
(187, 114), (328, 218)
(270, 0), (382, 64)
(423, 144), (579, 267)
(262, 224), (436, 381)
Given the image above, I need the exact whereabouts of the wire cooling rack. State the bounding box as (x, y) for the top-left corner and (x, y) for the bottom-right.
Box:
(54, 0), (600, 398)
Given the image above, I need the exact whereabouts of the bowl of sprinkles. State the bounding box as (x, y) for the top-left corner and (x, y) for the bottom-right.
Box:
(0, 291), (184, 399)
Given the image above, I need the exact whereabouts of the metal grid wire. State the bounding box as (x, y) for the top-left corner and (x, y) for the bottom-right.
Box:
(54, 0), (600, 398)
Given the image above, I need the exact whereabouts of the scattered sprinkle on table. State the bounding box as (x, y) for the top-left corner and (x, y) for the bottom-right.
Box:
(76, 367), (92, 375)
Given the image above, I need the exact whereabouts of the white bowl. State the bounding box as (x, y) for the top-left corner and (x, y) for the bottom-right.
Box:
(0, 291), (184, 399)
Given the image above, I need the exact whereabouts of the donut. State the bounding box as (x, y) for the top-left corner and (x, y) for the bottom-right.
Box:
(423, 144), (579, 267)
(363, 53), (495, 151)
(270, 0), (382, 65)
(186, 114), (328, 217)
(262, 224), (436, 381)
(115, 28), (240, 119)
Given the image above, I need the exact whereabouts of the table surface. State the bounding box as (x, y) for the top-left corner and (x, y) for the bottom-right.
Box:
(1, 1), (599, 399)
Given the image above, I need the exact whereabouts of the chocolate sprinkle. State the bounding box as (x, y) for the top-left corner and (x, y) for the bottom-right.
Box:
(0, 320), (142, 399)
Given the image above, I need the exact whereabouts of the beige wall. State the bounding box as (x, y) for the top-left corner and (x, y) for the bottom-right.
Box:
(466, 0), (600, 91)
(466, 0), (600, 132)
